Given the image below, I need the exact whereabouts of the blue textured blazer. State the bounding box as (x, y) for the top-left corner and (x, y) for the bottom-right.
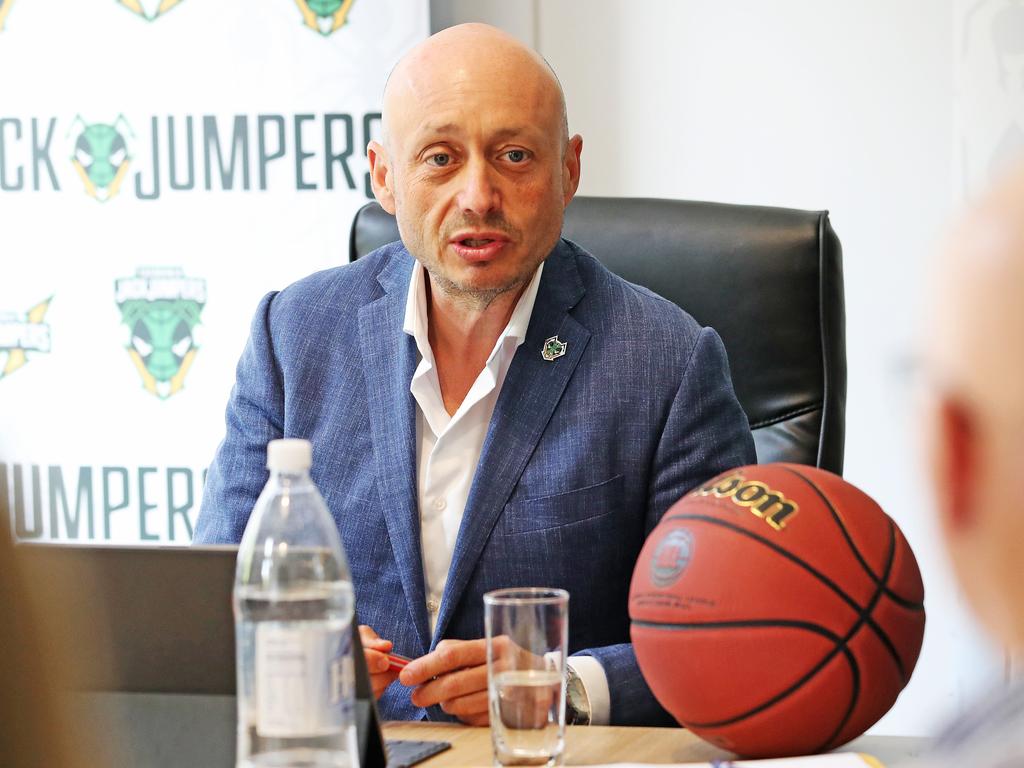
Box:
(195, 239), (756, 725)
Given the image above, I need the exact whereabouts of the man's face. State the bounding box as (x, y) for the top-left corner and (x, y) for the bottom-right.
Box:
(370, 50), (581, 305)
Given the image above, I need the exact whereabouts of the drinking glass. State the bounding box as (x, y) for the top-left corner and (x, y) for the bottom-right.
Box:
(484, 588), (569, 767)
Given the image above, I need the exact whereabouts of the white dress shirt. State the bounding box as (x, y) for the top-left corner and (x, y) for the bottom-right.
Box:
(402, 260), (611, 724)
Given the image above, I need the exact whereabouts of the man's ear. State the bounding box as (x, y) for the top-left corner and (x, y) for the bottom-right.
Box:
(562, 134), (583, 206)
(367, 140), (396, 214)
(932, 397), (978, 534)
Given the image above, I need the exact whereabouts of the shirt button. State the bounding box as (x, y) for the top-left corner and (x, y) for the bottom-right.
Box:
(427, 599), (439, 613)
(433, 498), (447, 511)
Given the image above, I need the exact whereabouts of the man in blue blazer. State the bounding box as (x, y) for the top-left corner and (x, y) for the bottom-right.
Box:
(195, 23), (755, 726)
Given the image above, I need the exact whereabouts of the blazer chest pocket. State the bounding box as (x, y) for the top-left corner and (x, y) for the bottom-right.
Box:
(503, 474), (624, 535)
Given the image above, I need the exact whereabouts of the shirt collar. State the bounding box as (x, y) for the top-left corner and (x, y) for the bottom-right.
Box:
(402, 260), (545, 357)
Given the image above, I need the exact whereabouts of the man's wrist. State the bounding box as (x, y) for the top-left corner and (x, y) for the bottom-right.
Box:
(565, 664), (592, 726)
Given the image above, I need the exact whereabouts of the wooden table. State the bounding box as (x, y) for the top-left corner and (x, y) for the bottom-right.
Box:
(383, 722), (929, 766)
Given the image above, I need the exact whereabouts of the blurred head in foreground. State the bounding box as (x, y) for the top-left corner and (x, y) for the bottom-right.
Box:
(922, 164), (1024, 653)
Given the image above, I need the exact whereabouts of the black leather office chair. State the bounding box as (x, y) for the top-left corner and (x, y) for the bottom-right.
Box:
(349, 197), (846, 474)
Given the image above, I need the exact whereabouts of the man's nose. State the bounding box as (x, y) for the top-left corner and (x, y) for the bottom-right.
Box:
(456, 158), (500, 217)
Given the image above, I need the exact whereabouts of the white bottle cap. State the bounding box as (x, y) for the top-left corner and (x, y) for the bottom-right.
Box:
(266, 438), (313, 472)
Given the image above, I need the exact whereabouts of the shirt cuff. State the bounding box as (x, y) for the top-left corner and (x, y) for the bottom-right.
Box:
(567, 655), (611, 726)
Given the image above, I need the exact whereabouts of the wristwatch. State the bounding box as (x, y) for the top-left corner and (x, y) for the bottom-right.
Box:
(565, 665), (592, 726)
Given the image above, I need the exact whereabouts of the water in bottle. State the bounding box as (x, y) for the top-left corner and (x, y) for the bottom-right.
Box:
(233, 438), (358, 768)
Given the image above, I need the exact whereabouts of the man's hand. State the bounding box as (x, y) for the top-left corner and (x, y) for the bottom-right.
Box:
(359, 625), (400, 699)
(399, 638), (491, 726)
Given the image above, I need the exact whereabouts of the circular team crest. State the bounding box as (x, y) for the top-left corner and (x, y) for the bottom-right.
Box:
(651, 529), (693, 588)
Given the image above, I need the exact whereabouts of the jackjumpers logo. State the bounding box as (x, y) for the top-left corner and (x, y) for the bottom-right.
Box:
(117, 0), (184, 22)
(0, 0), (14, 32)
(115, 268), (205, 400)
(294, 0), (355, 36)
(0, 297), (52, 382)
(0, 112), (380, 200)
(69, 115), (133, 203)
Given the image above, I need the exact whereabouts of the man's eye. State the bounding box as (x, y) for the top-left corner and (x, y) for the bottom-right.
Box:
(505, 150), (528, 163)
(427, 153), (451, 167)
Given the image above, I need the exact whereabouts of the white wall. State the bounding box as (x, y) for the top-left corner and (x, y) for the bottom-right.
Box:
(432, 0), (1013, 736)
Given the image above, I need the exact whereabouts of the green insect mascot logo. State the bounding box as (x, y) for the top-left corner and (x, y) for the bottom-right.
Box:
(116, 0), (184, 22)
(115, 268), (206, 400)
(0, 297), (52, 382)
(69, 115), (133, 203)
(294, 0), (355, 36)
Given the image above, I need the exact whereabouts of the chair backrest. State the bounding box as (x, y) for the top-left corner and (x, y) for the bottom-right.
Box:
(350, 196), (846, 473)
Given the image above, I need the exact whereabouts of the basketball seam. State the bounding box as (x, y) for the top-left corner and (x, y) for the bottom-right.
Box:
(780, 465), (880, 583)
(771, 471), (912, 685)
(815, 517), (898, 752)
(780, 466), (923, 612)
(816, 638), (861, 754)
(633, 621), (865, 745)
(635, 619), (857, 731)
(632, 618), (842, 634)
(665, 513), (908, 682)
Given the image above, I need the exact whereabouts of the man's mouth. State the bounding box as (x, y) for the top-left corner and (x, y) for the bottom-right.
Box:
(449, 234), (510, 262)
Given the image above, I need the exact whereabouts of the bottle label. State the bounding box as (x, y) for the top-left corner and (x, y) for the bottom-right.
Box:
(254, 621), (353, 738)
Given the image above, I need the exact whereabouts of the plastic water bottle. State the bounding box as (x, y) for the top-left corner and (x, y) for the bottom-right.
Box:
(233, 438), (358, 768)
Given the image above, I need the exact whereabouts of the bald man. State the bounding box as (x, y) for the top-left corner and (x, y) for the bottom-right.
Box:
(901, 166), (1024, 766)
(196, 24), (755, 726)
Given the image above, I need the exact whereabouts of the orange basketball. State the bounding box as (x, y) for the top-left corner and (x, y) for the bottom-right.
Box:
(629, 464), (925, 758)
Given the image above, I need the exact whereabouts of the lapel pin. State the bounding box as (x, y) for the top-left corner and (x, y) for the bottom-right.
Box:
(542, 335), (567, 361)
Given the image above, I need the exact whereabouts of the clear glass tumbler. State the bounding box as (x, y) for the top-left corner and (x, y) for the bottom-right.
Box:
(484, 588), (569, 767)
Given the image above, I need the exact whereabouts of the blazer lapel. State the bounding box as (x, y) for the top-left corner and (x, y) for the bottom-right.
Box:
(358, 249), (432, 653)
(433, 243), (591, 643)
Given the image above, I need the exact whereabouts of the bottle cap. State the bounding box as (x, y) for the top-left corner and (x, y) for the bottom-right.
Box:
(266, 438), (313, 472)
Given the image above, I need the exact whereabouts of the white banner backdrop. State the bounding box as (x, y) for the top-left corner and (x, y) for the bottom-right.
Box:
(0, 0), (428, 544)
(955, 0), (1024, 201)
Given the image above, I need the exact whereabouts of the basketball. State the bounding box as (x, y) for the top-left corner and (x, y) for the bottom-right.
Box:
(629, 464), (925, 758)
